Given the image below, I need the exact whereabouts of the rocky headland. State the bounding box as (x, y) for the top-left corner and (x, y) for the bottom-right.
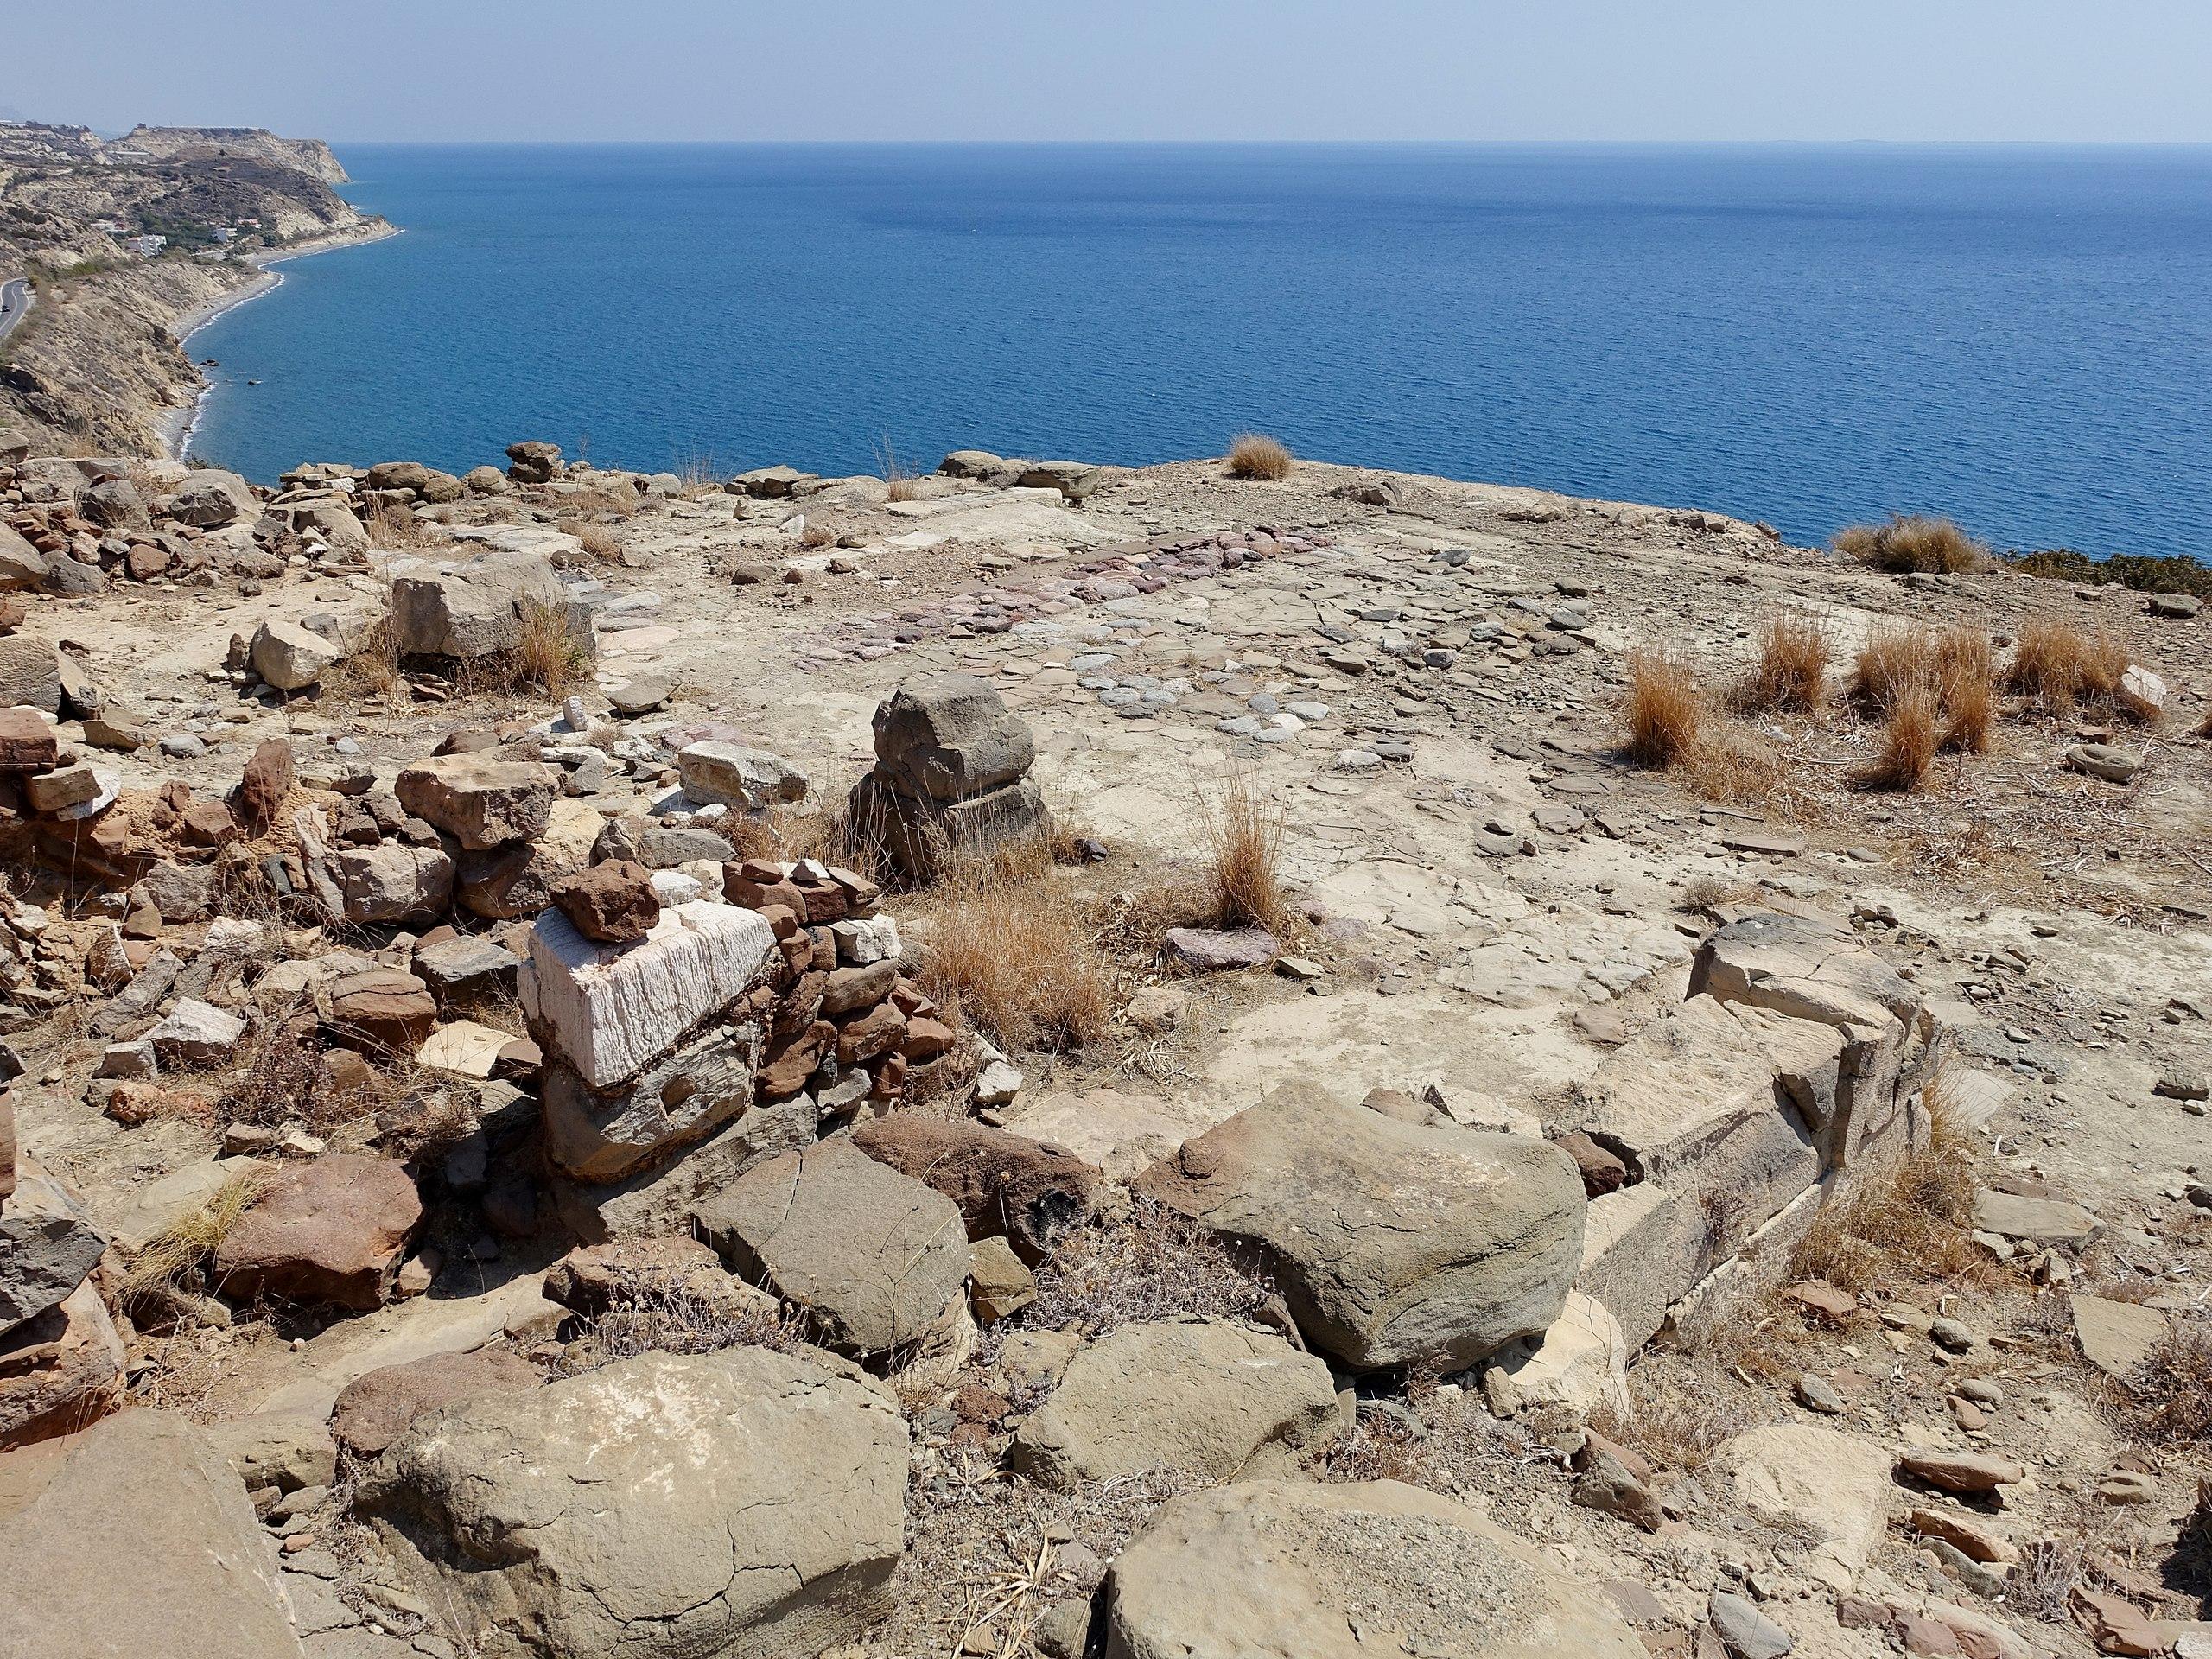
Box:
(0, 122), (384, 457)
(0, 121), (2209, 1659)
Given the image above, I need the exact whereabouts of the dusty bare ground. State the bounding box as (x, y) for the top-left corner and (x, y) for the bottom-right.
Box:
(6, 451), (2209, 1658)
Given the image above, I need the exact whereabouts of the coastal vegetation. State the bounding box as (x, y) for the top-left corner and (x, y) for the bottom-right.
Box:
(1831, 513), (1994, 574)
(1226, 431), (1294, 480)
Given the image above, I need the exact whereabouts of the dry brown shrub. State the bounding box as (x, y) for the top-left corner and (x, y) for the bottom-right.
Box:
(1021, 1196), (1273, 1340)
(1936, 626), (1996, 753)
(1832, 515), (1992, 574)
(365, 500), (452, 551)
(1852, 624), (1941, 708)
(2008, 619), (2132, 716)
(1205, 769), (1290, 936)
(1861, 677), (1941, 791)
(461, 599), (591, 698)
(799, 522), (838, 549)
(1680, 722), (1788, 803)
(1741, 610), (1830, 713)
(908, 842), (1114, 1052)
(556, 517), (623, 562)
(561, 1272), (813, 1374)
(1789, 1073), (1987, 1295)
(1623, 647), (1703, 767)
(1225, 432), (1293, 480)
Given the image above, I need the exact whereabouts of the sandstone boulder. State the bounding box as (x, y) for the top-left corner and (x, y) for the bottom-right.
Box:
(247, 620), (338, 691)
(357, 1347), (906, 1659)
(0, 707), (57, 772)
(505, 439), (562, 483)
(1135, 1085), (1585, 1371)
(389, 548), (575, 659)
(330, 1349), (542, 1457)
(0, 1163), (107, 1337)
(168, 468), (257, 528)
(237, 737), (294, 827)
(871, 671), (1036, 803)
(1104, 1479), (1647, 1659)
(851, 1113), (1101, 1262)
(327, 968), (440, 1052)
(0, 1409), (304, 1659)
(146, 997), (246, 1065)
(550, 858), (660, 943)
(334, 842), (455, 925)
(542, 1018), (762, 1184)
(693, 1140), (971, 1361)
(678, 741), (810, 808)
(395, 753), (558, 850)
(0, 637), (62, 715)
(1011, 1319), (1343, 1488)
(0, 1279), (126, 1450)
(0, 524), (48, 590)
(849, 769), (1051, 885)
(212, 1154), (423, 1310)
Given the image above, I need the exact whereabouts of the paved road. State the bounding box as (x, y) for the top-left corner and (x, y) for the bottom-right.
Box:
(0, 276), (29, 346)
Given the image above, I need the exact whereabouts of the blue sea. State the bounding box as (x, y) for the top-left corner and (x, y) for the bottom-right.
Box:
(186, 143), (2212, 560)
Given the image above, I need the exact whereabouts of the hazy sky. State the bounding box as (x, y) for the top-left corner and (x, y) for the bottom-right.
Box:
(10, 1), (2212, 143)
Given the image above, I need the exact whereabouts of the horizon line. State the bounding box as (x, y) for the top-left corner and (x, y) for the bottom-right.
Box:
(310, 136), (2212, 149)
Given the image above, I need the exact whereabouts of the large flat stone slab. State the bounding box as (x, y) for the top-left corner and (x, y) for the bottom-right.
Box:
(1135, 1083), (1586, 1372)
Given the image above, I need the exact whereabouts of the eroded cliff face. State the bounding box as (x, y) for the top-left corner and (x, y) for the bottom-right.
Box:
(1, 260), (251, 456)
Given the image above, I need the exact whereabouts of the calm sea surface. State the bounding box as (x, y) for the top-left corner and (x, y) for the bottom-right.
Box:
(187, 143), (2212, 559)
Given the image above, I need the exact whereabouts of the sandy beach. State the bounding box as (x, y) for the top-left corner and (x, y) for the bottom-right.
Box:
(157, 218), (403, 459)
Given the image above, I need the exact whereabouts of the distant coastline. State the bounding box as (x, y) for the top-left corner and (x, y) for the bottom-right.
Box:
(162, 219), (403, 461)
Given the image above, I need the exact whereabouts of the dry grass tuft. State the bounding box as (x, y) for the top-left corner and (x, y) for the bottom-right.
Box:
(1225, 432), (1294, 481)
(470, 599), (593, 698)
(1852, 624), (1941, 709)
(365, 500), (453, 552)
(2008, 619), (2132, 716)
(1861, 677), (1942, 791)
(1833, 515), (1993, 575)
(1936, 626), (1997, 753)
(1591, 1347), (1759, 1471)
(119, 1168), (267, 1313)
(909, 842), (1115, 1052)
(1678, 872), (1749, 912)
(323, 613), (402, 702)
(556, 517), (624, 563)
(1623, 648), (1703, 767)
(1740, 611), (1830, 713)
(562, 1271), (812, 1374)
(1205, 770), (1290, 936)
(875, 435), (925, 502)
(2112, 1319), (2212, 1447)
(1021, 1197), (1274, 1340)
(1789, 1072), (1987, 1294)
(1680, 722), (1788, 804)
